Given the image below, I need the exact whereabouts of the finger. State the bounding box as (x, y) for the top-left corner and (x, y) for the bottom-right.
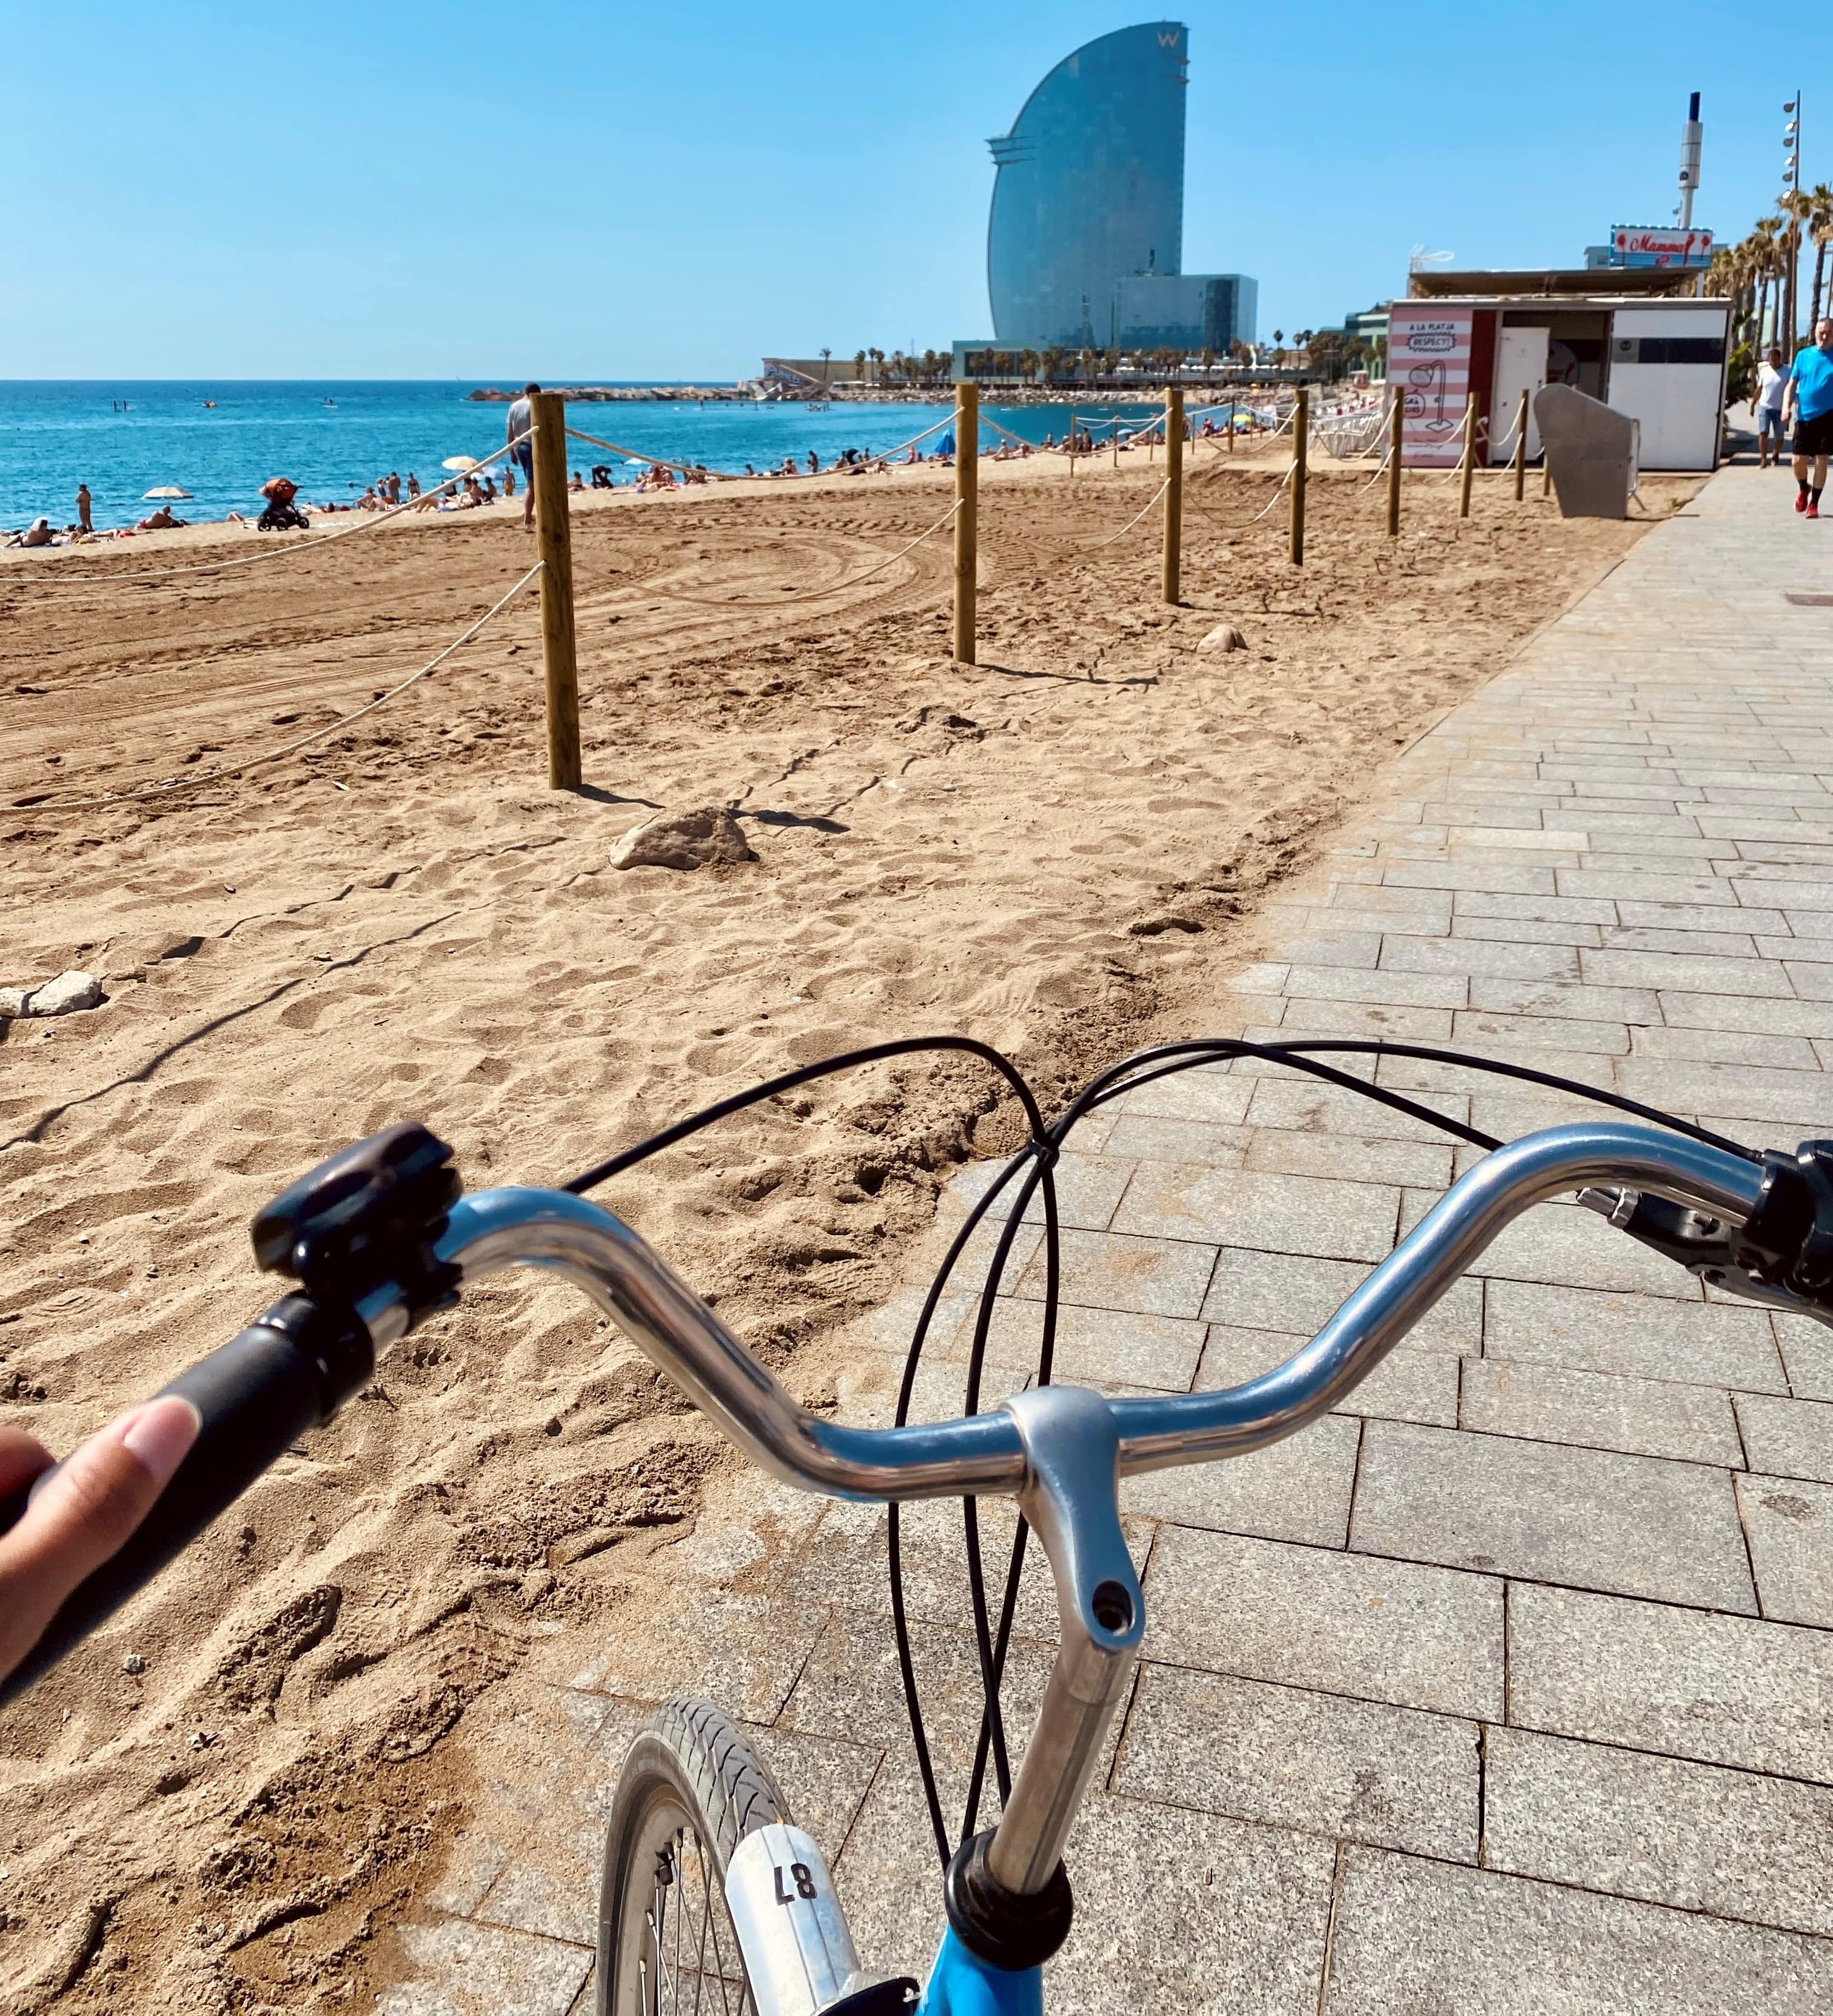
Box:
(0, 1396), (200, 1658)
(0, 1424), (55, 1501)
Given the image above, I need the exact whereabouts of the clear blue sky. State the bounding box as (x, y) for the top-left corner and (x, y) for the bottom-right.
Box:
(2, 2), (1822, 381)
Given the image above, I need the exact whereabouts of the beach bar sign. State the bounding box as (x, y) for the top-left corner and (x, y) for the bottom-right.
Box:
(1389, 305), (1473, 467)
(1609, 225), (1713, 268)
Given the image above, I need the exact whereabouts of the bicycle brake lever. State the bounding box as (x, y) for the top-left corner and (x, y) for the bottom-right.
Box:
(1580, 1154), (1833, 1332)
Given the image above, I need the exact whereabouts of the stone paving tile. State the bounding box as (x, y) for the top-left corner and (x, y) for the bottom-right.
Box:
(1737, 1473), (1833, 1626)
(1122, 1411), (1361, 1545)
(377, 1918), (592, 2016)
(1101, 1111), (1250, 1166)
(1385, 941), (1590, 990)
(1484, 1725), (1833, 1938)
(945, 1150), (1135, 1231)
(1469, 1204), (1705, 1299)
(1242, 1124), (1453, 1190)
(1506, 1582), (1833, 1782)
(1013, 1225), (1218, 1316)
(836, 1756), (1335, 2009)
(1198, 1325), (1459, 1428)
(1201, 1245), (1483, 1353)
(1735, 1395), (1833, 1484)
(1458, 1356), (1743, 1466)
(1772, 1312), (1833, 1399)
(1109, 1064), (1256, 1125)
(1115, 1662), (1479, 1860)
(1657, 990), (1833, 1039)
(1350, 1421), (1757, 1611)
(1143, 1525), (1503, 1719)
(1322, 1847), (1833, 2014)
(936, 1294), (1204, 1390)
(1110, 1163), (1399, 1261)
(1240, 1074), (1470, 1144)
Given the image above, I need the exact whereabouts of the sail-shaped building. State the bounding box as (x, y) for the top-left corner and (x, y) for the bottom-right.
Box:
(956, 22), (1255, 370)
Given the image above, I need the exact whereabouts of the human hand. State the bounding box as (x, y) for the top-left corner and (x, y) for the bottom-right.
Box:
(0, 1397), (200, 1687)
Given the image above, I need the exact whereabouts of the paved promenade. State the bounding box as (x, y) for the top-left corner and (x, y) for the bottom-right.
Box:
(387, 465), (1833, 2013)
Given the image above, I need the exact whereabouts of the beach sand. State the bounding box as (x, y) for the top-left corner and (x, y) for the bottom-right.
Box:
(0, 447), (1695, 2009)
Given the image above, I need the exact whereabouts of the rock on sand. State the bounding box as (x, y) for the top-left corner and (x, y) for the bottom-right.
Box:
(610, 807), (757, 871)
(1199, 623), (1247, 653)
(0, 969), (103, 1018)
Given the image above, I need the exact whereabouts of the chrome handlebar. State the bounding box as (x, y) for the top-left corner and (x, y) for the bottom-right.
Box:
(359, 1120), (1768, 1904)
(370, 1120), (1765, 1505)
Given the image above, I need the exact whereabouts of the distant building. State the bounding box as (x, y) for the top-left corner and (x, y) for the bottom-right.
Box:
(957, 22), (1255, 371)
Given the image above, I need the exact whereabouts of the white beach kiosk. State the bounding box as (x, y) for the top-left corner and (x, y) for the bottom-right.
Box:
(1390, 267), (1732, 472)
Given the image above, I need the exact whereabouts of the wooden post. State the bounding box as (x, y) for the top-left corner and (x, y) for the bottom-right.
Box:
(1542, 444), (1552, 497)
(529, 389), (580, 790)
(1228, 397), (1236, 453)
(1289, 385), (1309, 566)
(1162, 384), (1184, 604)
(1387, 380), (1403, 538)
(1512, 386), (1529, 501)
(1112, 417), (1119, 470)
(1068, 407), (1076, 478)
(953, 381), (978, 665)
(1458, 393), (1478, 520)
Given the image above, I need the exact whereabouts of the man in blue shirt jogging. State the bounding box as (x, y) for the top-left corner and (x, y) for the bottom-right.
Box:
(1786, 320), (1833, 518)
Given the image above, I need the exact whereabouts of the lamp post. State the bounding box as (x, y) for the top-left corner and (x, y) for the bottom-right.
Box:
(1784, 95), (1803, 351)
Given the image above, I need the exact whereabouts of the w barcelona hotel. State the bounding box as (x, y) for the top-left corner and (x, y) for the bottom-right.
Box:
(952, 21), (1257, 376)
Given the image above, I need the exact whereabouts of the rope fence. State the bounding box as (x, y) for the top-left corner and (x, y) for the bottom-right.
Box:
(10, 377), (1557, 811)
(18, 561), (544, 812)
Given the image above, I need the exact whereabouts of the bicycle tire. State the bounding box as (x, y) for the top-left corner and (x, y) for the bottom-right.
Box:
(596, 1696), (790, 2016)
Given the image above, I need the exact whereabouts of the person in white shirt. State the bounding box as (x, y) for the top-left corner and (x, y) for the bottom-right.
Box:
(506, 381), (538, 529)
(1755, 346), (1788, 469)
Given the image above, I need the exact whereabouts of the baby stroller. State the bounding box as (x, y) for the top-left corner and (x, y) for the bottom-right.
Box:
(256, 477), (310, 532)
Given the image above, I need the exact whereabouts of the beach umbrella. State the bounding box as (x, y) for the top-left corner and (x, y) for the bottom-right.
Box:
(143, 486), (192, 500)
(441, 455), (479, 473)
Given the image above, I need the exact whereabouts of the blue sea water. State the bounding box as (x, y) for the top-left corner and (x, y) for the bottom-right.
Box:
(0, 382), (1170, 533)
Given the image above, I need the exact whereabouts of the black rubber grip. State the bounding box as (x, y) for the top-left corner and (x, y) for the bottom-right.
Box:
(0, 1296), (363, 1705)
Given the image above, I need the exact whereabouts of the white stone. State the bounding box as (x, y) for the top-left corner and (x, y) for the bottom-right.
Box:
(0, 987), (29, 1018)
(25, 970), (104, 1017)
(609, 806), (757, 871)
(1199, 623), (1248, 652)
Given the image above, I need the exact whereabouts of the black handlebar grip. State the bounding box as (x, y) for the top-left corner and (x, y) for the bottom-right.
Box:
(0, 1294), (371, 1707)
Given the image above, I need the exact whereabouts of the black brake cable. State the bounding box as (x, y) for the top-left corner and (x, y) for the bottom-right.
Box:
(559, 1029), (1747, 1875)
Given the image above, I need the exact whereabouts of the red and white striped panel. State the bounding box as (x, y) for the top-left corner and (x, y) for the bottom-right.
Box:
(1388, 307), (1474, 467)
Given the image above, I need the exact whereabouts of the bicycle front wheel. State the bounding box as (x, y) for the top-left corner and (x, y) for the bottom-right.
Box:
(597, 1697), (789, 2016)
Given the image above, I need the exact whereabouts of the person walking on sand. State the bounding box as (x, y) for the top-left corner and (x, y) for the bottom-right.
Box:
(75, 483), (92, 534)
(506, 382), (538, 529)
(1755, 347), (1788, 469)
(1787, 320), (1833, 518)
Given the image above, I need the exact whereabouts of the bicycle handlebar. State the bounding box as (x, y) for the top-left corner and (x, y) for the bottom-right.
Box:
(0, 1117), (1781, 1706)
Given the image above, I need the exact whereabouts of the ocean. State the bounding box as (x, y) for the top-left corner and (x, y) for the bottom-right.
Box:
(0, 382), (1175, 533)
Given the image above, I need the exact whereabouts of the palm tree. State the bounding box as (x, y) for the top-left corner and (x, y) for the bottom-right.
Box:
(1809, 184), (1833, 328)
(819, 347), (831, 389)
(853, 349), (867, 383)
(1754, 217), (1782, 346)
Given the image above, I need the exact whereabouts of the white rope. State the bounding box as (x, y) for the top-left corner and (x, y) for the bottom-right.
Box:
(16, 560), (545, 812)
(1245, 459), (1299, 523)
(1362, 437), (1396, 489)
(623, 497), (961, 610)
(563, 422), (745, 482)
(7, 434), (532, 588)
(1083, 477), (1171, 549)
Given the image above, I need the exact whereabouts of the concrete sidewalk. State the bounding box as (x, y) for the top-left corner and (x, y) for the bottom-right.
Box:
(387, 464), (1833, 2014)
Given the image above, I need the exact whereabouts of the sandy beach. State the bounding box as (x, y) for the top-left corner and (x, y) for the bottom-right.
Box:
(0, 447), (1696, 2010)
